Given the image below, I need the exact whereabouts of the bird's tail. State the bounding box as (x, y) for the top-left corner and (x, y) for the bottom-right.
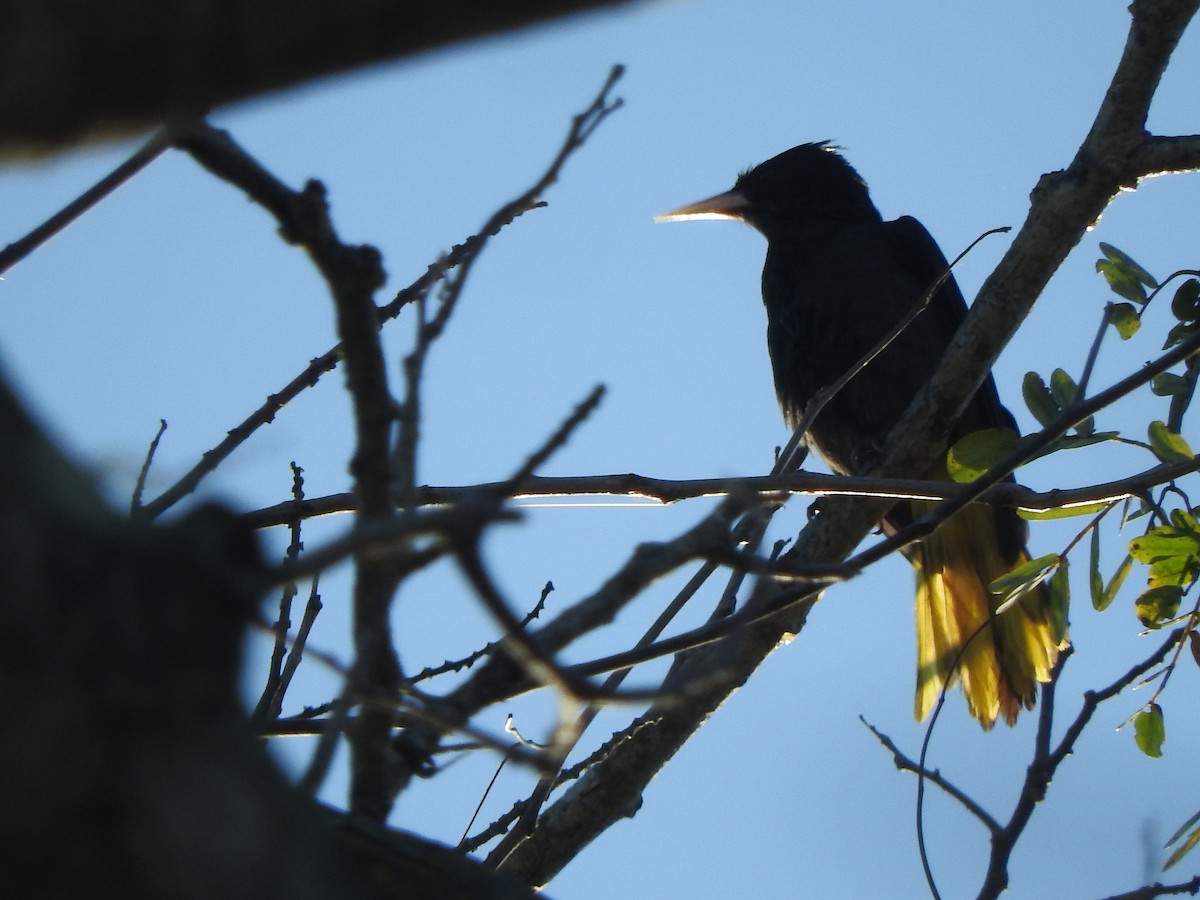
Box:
(911, 500), (1065, 729)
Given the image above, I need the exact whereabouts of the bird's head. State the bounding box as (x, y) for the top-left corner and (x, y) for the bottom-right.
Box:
(656, 142), (881, 237)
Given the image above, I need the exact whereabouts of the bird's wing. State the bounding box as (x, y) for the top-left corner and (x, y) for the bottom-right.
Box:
(885, 215), (1017, 436)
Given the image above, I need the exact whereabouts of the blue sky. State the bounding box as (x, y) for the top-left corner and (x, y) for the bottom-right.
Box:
(2, 2), (1200, 897)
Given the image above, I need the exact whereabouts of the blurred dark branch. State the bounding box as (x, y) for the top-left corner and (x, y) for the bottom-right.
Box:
(0, 369), (529, 898)
(393, 51), (617, 488)
(315, 175), (402, 823)
(484, 504), (782, 866)
(274, 576), (324, 715)
(0, 0), (643, 155)
(139, 70), (626, 816)
(432, 388), (612, 704)
(268, 708), (553, 772)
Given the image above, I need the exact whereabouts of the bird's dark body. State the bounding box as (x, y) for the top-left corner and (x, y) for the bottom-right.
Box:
(660, 142), (1063, 727)
(763, 218), (962, 467)
(759, 207), (1025, 564)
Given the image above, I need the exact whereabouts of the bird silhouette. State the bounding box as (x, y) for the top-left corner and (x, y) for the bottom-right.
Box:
(659, 143), (1066, 728)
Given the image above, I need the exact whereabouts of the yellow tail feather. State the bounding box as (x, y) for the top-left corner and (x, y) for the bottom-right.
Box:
(912, 500), (1065, 729)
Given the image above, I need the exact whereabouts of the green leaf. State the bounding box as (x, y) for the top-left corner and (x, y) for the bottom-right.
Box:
(1152, 372), (1192, 396)
(1048, 559), (1070, 644)
(1165, 820), (1200, 871)
(1148, 420), (1195, 463)
(1022, 372), (1059, 428)
(1148, 553), (1199, 589)
(1099, 553), (1132, 612)
(1165, 807), (1200, 870)
(989, 553), (1060, 609)
(1097, 260), (1151, 303)
(1126, 496), (1153, 522)
(1110, 302), (1141, 339)
(1097, 243), (1158, 304)
(1047, 368), (1095, 435)
(946, 428), (1020, 483)
(1018, 500), (1114, 521)
(1164, 320), (1199, 350)
(1134, 703), (1165, 758)
(1168, 807), (1200, 850)
(1051, 431), (1123, 452)
(1099, 243), (1158, 286)
(1089, 526), (1103, 608)
(1049, 368), (1079, 408)
(1127, 527), (1200, 564)
(1134, 584), (1182, 628)
(1170, 508), (1200, 531)
(1171, 278), (1200, 322)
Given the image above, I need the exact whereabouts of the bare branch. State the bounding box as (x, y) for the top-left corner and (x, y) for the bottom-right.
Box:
(130, 418), (168, 513)
(253, 462), (309, 722)
(1098, 874), (1200, 899)
(0, 126), (172, 274)
(171, 115), (405, 819)
(860, 717), (1002, 834)
(142, 67), (623, 521)
(239, 455), (1200, 531)
(978, 632), (1184, 898)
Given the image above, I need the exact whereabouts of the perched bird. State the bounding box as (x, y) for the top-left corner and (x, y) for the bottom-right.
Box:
(658, 143), (1065, 728)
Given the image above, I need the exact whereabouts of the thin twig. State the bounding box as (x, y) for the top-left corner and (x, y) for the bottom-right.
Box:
(130, 419), (167, 513)
(860, 717), (1001, 834)
(253, 461), (308, 721)
(1078, 303), (1116, 398)
(0, 127), (173, 276)
(411, 582), (554, 684)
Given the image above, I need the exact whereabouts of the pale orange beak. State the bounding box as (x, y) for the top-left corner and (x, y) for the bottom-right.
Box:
(654, 188), (750, 223)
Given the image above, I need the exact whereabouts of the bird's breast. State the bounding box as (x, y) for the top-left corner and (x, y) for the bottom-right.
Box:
(760, 228), (943, 474)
